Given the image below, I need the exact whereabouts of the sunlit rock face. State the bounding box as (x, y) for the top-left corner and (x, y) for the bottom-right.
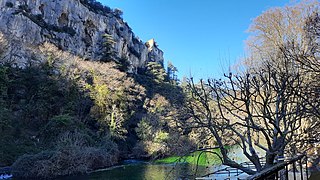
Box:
(0, 0), (164, 73)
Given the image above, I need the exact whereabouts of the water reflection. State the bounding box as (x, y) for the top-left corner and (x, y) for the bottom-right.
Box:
(58, 163), (209, 180)
(58, 145), (267, 180)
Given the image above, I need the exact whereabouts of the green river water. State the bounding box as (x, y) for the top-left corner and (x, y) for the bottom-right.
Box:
(48, 145), (320, 180)
(58, 150), (221, 180)
(57, 146), (254, 180)
(59, 163), (209, 180)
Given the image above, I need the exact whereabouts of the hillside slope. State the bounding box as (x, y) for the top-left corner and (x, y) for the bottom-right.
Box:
(0, 1), (192, 179)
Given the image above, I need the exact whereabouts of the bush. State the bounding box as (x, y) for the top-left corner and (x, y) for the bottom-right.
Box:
(79, 0), (112, 16)
(11, 131), (119, 179)
(12, 146), (119, 179)
(113, 8), (123, 18)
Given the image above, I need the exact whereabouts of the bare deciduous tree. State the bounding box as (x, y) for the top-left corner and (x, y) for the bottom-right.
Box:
(243, 0), (320, 157)
(278, 12), (320, 151)
(183, 1), (319, 177)
(186, 53), (313, 174)
(245, 0), (319, 69)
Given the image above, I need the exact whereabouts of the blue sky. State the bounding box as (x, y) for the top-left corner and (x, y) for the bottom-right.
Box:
(100, 0), (291, 80)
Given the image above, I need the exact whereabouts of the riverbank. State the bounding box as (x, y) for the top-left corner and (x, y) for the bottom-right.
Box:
(155, 150), (222, 166)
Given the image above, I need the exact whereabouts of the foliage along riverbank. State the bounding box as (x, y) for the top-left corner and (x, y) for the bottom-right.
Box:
(156, 151), (221, 166)
(155, 148), (230, 166)
(0, 39), (195, 179)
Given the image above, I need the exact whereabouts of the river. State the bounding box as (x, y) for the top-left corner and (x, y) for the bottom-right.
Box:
(58, 146), (253, 180)
(59, 162), (209, 180)
(4, 145), (318, 180)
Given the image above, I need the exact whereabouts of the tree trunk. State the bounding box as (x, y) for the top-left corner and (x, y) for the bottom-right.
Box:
(265, 152), (276, 169)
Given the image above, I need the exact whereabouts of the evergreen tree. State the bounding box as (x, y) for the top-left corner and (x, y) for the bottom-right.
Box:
(167, 61), (178, 84)
(146, 62), (167, 82)
(102, 33), (117, 62)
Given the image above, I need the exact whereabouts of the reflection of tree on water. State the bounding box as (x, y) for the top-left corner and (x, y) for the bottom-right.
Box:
(142, 164), (166, 180)
(143, 164), (205, 180)
(227, 144), (266, 163)
(59, 163), (209, 180)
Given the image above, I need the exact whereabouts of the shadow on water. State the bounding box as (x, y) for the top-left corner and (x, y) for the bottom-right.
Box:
(58, 163), (209, 180)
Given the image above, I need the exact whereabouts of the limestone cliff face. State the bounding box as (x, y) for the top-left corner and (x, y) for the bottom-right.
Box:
(0, 0), (164, 73)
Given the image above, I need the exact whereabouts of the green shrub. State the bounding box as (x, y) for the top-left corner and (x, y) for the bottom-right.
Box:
(41, 115), (79, 144)
(154, 130), (169, 143)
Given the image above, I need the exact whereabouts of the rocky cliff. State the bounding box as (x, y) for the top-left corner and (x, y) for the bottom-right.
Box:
(0, 0), (164, 73)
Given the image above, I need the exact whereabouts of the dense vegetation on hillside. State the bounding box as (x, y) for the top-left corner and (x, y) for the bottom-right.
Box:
(0, 0), (319, 179)
(0, 37), (200, 178)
